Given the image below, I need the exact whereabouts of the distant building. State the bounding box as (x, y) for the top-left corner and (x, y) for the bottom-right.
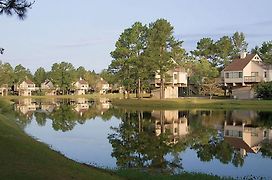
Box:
(0, 84), (8, 96)
(152, 66), (188, 98)
(17, 79), (36, 96)
(222, 53), (272, 99)
(98, 78), (110, 94)
(41, 79), (56, 96)
(73, 77), (89, 95)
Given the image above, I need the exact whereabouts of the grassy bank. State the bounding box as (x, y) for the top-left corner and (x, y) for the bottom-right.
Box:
(111, 98), (272, 110)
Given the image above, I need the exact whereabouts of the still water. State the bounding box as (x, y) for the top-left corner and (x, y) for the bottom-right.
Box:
(14, 98), (272, 178)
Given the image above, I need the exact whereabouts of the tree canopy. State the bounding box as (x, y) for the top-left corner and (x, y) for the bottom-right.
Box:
(108, 19), (185, 99)
(0, 0), (34, 19)
(192, 32), (248, 68)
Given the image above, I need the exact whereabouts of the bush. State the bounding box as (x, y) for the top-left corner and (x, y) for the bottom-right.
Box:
(255, 82), (272, 99)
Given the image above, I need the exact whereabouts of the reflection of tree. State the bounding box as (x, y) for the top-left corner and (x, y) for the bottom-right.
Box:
(49, 103), (78, 132)
(232, 151), (244, 167)
(108, 111), (183, 173)
(260, 141), (272, 159)
(109, 109), (255, 172)
(14, 111), (32, 129)
(34, 112), (47, 126)
(255, 111), (272, 128)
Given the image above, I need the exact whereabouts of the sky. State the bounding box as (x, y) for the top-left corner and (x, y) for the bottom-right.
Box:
(0, 0), (272, 73)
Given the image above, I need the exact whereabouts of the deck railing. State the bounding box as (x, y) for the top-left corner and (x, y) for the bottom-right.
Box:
(244, 76), (261, 83)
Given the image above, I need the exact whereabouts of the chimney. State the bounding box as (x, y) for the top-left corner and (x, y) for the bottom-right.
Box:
(240, 51), (247, 59)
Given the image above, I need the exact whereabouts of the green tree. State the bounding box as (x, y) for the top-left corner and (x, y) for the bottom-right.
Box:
(190, 58), (219, 95)
(146, 19), (183, 99)
(0, 0), (34, 19)
(0, 62), (14, 86)
(252, 41), (272, 64)
(33, 67), (47, 86)
(191, 38), (218, 66)
(255, 81), (272, 99)
(232, 32), (248, 58)
(75, 66), (87, 79)
(100, 69), (115, 85)
(109, 22), (148, 98)
(215, 36), (234, 67)
(13, 64), (32, 83)
(84, 70), (98, 90)
(49, 62), (76, 95)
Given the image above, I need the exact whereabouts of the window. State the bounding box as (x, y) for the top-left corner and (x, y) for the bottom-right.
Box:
(264, 72), (267, 78)
(233, 72), (239, 78)
(251, 72), (258, 77)
(225, 72), (229, 78)
(239, 131), (242, 138)
(174, 74), (177, 80)
(239, 72), (243, 78)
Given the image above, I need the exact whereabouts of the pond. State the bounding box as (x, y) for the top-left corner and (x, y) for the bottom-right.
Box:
(13, 98), (272, 179)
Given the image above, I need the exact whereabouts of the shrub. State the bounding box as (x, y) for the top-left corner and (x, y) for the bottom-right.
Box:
(255, 82), (272, 99)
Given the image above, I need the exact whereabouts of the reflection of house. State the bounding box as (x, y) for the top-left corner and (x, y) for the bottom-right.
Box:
(73, 78), (89, 95)
(74, 98), (89, 116)
(152, 67), (188, 98)
(222, 53), (272, 99)
(41, 79), (56, 96)
(40, 103), (56, 114)
(224, 120), (272, 156)
(15, 99), (38, 119)
(100, 98), (110, 110)
(0, 84), (8, 96)
(18, 80), (36, 96)
(152, 110), (189, 144)
(40, 100), (57, 114)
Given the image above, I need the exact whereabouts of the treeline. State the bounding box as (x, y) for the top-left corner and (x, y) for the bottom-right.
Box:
(0, 61), (101, 92)
(103, 18), (272, 98)
(1, 19), (272, 98)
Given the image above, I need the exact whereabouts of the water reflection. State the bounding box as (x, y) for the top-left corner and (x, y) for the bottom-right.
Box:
(13, 99), (272, 178)
(15, 98), (112, 131)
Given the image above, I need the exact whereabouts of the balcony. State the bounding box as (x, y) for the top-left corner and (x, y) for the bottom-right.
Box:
(244, 76), (261, 83)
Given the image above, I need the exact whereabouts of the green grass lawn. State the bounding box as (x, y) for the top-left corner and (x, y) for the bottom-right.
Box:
(111, 98), (272, 110)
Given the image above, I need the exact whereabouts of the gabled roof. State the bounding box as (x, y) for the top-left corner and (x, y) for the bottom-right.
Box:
(43, 79), (52, 85)
(22, 79), (35, 85)
(224, 54), (256, 71)
(224, 137), (255, 153)
(78, 79), (88, 84)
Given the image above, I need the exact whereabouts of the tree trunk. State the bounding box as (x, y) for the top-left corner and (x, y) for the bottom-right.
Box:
(137, 78), (141, 99)
(160, 77), (165, 99)
(127, 86), (130, 99)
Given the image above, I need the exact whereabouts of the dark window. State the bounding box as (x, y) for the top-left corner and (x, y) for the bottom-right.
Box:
(225, 72), (229, 78)
(174, 74), (177, 80)
(239, 72), (243, 78)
